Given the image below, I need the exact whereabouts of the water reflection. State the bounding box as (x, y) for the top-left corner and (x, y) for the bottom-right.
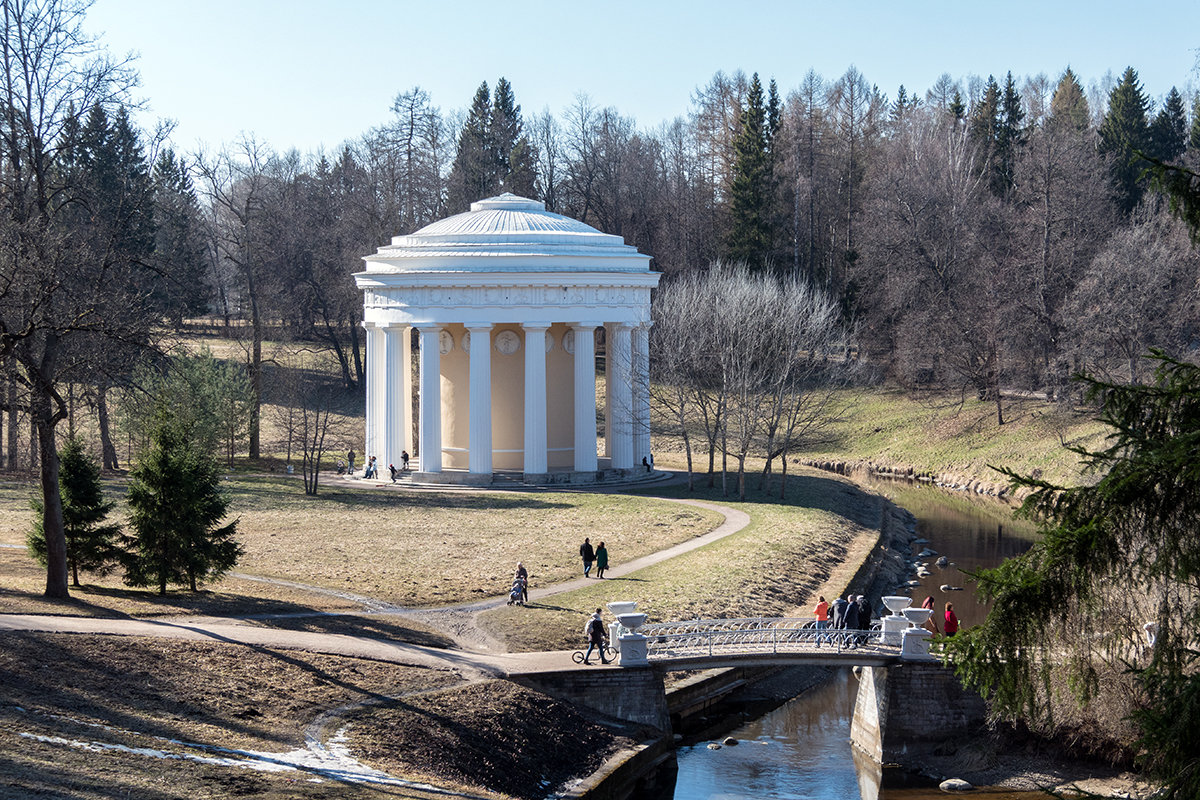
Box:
(667, 481), (1042, 800)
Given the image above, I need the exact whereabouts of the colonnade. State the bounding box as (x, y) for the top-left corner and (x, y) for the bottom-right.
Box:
(362, 320), (651, 479)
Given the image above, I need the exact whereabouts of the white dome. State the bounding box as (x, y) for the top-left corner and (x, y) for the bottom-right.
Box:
(362, 193), (650, 273)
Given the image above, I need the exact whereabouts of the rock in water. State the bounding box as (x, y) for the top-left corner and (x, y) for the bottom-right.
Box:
(722, 737), (739, 746)
(939, 778), (974, 792)
(707, 743), (722, 750)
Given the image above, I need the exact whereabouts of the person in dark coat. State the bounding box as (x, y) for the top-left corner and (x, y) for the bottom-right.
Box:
(843, 593), (860, 631)
(831, 595), (849, 629)
(595, 542), (609, 578)
(580, 538), (595, 577)
(582, 608), (610, 664)
(855, 595), (871, 628)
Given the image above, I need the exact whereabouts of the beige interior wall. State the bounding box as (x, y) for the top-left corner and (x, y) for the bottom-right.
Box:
(491, 324), (525, 470)
(546, 323), (574, 469)
(440, 323), (469, 470)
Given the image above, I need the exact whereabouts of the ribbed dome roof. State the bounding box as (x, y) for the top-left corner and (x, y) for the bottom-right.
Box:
(362, 193), (649, 273)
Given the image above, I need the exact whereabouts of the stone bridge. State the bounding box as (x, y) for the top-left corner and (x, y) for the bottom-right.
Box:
(514, 613), (984, 768)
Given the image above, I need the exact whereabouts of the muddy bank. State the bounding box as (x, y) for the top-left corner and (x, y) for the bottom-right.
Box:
(804, 458), (1015, 500)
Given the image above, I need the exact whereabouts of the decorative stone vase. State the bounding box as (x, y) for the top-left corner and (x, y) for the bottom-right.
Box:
(882, 596), (912, 616)
(606, 601), (638, 616)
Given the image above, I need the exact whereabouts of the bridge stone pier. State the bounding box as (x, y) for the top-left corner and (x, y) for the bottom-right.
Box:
(851, 662), (987, 763)
(512, 668), (672, 732)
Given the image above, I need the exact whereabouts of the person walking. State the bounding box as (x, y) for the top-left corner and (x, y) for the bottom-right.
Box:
(582, 608), (610, 664)
(515, 563), (529, 604)
(579, 538), (595, 577)
(813, 596), (829, 630)
(388, 464), (399, 483)
(944, 602), (959, 637)
(843, 593), (860, 632)
(831, 595), (849, 629)
(401, 450), (410, 470)
(595, 542), (609, 579)
(921, 595), (940, 634)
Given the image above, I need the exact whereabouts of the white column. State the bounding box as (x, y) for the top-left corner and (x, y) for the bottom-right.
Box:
(610, 323), (634, 470)
(400, 324), (413, 454)
(633, 322), (651, 466)
(363, 322), (383, 462)
(383, 324), (407, 470)
(604, 325), (614, 458)
(523, 323), (550, 475)
(467, 324), (493, 475)
(418, 325), (442, 473)
(572, 323), (599, 472)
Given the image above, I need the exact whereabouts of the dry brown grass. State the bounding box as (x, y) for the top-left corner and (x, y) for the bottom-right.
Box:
(0, 474), (720, 617)
(350, 680), (637, 800)
(480, 469), (887, 652)
(0, 632), (465, 799)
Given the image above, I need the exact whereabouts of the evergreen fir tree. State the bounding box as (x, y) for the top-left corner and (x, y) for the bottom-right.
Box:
(1149, 87), (1188, 163)
(948, 90), (966, 123)
(27, 437), (121, 587)
(1050, 67), (1091, 132)
(121, 407), (242, 595)
(726, 73), (774, 270)
(1098, 66), (1151, 215)
(993, 72), (1026, 198)
(446, 81), (494, 212)
(152, 149), (210, 326)
(766, 78), (781, 144)
(890, 85), (910, 123)
(1190, 93), (1200, 152)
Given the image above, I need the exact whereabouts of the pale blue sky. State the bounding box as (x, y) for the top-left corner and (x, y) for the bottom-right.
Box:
(83, 0), (1200, 155)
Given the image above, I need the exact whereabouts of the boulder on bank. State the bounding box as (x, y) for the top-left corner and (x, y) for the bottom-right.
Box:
(939, 777), (974, 792)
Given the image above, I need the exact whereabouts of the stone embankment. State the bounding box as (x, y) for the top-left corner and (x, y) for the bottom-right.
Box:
(803, 459), (1013, 499)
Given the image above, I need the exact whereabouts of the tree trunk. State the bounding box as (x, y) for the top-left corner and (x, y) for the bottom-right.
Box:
(33, 388), (67, 598)
(97, 384), (119, 470)
(5, 359), (17, 470)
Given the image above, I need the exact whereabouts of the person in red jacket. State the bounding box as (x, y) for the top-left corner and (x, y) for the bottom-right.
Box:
(944, 602), (959, 637)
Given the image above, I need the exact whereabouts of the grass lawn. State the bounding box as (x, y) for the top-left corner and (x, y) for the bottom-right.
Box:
(0, 473), (721, 617)
(480, 468), (889, 652)
(797, 387), (1108, 486)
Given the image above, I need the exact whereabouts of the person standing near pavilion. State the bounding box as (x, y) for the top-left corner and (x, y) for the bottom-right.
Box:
(347, 448), (356, 474)
(580, 537), (595, 577)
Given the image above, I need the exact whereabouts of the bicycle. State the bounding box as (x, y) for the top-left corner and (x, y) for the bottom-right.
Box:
(572, 644), (616, 664)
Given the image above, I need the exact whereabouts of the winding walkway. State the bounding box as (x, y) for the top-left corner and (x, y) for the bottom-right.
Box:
(0, 478), (751, 677)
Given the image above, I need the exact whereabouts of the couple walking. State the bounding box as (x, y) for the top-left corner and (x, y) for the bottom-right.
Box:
(579, 538), (609, 578)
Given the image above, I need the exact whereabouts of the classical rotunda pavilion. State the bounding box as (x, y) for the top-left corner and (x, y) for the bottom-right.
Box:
(354, 193), (660, 484)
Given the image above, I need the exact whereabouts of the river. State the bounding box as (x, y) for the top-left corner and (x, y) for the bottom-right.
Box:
(665, 479), (1041, 800)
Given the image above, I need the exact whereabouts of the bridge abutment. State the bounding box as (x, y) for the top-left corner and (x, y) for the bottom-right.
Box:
(850, 663), (987, 764)
(511, 667), (672, 732)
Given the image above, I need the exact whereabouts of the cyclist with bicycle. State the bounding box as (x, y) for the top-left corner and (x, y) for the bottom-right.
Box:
(582, 608), (611, 665)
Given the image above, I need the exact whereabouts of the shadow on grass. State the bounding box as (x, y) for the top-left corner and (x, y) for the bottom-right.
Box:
(259, 613), (454, 649)
(223, 475), (577, 512)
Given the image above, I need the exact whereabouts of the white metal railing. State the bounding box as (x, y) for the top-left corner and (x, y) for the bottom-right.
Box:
(639, 617), (897, 661)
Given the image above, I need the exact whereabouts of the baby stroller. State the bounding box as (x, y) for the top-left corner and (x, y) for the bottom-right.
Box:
(507, 576), (527, 606)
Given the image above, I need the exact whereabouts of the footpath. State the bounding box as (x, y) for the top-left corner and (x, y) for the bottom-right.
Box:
(0, 478), (750, 678)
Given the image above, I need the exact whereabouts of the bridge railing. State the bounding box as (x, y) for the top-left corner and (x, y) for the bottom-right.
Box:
(638, 617), (897, 661)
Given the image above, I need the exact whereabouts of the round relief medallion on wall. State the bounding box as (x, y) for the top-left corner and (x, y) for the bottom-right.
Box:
(494, 330), (521, 355)
(438, 330), (453, 355)
(545, 334), (555, 353)
(461, 331), (471, 352)
(562, 330), (575, 355)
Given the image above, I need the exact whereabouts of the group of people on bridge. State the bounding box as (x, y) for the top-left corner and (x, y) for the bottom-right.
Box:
(813, 594), (872, 630)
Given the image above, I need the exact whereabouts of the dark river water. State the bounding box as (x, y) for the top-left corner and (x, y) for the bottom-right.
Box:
(665, 479), (1042, 800)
